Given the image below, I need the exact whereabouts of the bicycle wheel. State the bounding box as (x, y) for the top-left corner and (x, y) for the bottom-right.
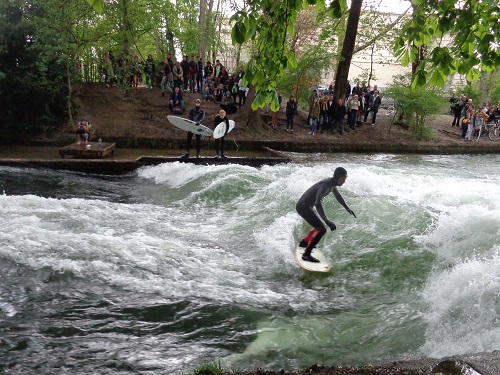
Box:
(489, 127), (500, 141)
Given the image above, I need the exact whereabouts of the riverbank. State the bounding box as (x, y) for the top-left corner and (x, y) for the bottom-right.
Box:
(1, 83), (499, 158)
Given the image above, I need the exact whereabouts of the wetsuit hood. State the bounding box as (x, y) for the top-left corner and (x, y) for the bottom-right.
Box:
(333, 167), (347, 179)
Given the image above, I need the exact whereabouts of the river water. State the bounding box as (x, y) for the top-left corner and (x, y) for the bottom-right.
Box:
(1, 153), (499, 374)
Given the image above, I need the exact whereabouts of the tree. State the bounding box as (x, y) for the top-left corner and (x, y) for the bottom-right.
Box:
(231, 0), (347, 112)
(396, 0), (500, 88)
(333, 0), (362, 102)
(384, 85), (441, 140)
(0, 0), (96, 131)
(279, 45), (335, 107)
(278, 7), (336, 106)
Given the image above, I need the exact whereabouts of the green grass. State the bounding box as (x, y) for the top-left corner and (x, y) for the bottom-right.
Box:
(172, 360), (225, 375)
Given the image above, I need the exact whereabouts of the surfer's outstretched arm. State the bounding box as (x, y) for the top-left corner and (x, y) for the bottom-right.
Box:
(333, 188), (356, 218)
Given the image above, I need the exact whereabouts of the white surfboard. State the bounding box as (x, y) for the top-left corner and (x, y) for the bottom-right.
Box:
(167, 115), (213, 137)
(294, 244), (331, 273)
(213, 120), (235, 139)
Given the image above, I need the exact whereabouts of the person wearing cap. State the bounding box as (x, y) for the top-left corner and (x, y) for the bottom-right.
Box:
(181, 99), (205, 159)
(75, 116), (93, 144)
(295, 167), (356, 263)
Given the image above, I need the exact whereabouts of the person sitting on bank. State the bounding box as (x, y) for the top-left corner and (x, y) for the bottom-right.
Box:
(220, 91), (238, 115)
(75, 117), (93, 143)
(169, 86), (184, 114)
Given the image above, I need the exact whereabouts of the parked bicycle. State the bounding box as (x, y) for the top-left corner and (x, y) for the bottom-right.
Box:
(386, 103), (396, 116)
(484, 122), (500, 141)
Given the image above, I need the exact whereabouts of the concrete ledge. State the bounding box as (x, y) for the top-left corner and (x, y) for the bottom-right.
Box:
(59, 142), (115, 159)
(0, 156), (291, 174)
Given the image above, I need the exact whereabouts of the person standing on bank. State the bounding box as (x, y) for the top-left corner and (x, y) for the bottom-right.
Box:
(296, 167), (356, 263)
(285, 95), (297, 133)
(213, 109), (229, 159)
(181, 99), (205, 159)
(368, 90), (382, 125)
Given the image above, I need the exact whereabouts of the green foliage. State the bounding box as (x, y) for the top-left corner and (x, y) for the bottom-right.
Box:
(384, 85), (441, 140)
(278, 44), (333, 107)
(87, 0), (104, 13)
(231, 0), (347, 111)
(0, 0), (75, 131)
(408, 121), (434, 141)
(457, 84), (481, 104)
(277, 8), (336, 108)
(353, 69), (377, 87)
(490, 85), (500, 102)
(395, 0), (500, 88)
(390, 73), (413, 88)
(184, 360), (223, 375)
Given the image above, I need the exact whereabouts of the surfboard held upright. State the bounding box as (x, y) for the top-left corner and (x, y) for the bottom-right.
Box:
(294, 244), (331, 273)
(213, 120), (235, 139)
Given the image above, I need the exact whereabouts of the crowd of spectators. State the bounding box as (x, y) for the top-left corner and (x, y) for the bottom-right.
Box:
(302, 82), (383, 136)
(449, 94), (500, 140)
(101, 51), (249, 116)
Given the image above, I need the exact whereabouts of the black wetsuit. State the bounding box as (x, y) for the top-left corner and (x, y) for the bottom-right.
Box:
(186, 106), (205, 156)
(213, 114), (229, 157)
(296, 177), (351, 256)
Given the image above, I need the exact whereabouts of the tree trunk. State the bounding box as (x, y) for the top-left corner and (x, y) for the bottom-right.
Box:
(212, 0), (222, 62)
(367, 43), (375, 85)
(233, 86), (268, 129)
(333, 0), (363, 101)
(205, 0), (214, 61)
(198, 0), (207, 60)
(235, 44), (241, 71)
(154, 29), (161, 60)
(66, 61), (73, 127)
(410, 3), (425, 75)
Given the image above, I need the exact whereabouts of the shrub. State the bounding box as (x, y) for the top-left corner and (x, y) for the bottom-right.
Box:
(384, 86), (441, 140)
(188, 360), (223, 375)
(457, 84), (481, 103)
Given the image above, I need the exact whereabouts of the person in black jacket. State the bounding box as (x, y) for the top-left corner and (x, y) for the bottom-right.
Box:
(213, 109), (229, 159)
(180, 55), (190, 91)
(451, 97), (464, 127)
(285, 95), (297, 133)
(365, 90), (382, 125)
(331, 98), (347, 135)
(181, 99), (205, 159)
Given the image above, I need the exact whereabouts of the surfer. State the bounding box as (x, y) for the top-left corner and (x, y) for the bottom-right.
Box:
(181, 99), (205, 159)
(296, 167), (356, 263)
(213, 109), (229, 159)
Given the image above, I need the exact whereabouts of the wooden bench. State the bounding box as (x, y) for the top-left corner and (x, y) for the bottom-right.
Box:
(59, 142), (115, 159)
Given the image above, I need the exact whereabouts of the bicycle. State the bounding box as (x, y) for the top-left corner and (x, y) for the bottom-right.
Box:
(484, 122), (500, 141)
(386, 103), (396, 116)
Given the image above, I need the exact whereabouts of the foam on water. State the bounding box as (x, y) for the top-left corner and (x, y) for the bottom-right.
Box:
(0, 191), (308, 309)
(1, 155), (500, 372)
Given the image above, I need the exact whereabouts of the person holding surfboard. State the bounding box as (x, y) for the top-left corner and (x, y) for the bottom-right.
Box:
(181, 99), (206, 159)
(296, 167), (356, 263)
(213, 109), (229, 159)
